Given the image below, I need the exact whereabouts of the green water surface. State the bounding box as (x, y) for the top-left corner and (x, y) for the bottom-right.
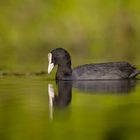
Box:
(0, 76), (140, 140)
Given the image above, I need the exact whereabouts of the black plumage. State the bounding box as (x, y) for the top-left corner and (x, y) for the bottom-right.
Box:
(48, 48), (140, 80)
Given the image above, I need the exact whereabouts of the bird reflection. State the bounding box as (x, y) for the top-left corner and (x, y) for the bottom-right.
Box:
(72, 80), (136, 93)
(48, 80), (136, 119)
(54, 81), (72, 107)
(48, 81), (72, 120)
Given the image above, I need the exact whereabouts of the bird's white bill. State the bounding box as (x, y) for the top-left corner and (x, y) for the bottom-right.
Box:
(48, 53), (54, 74)
(48, 63), (54, 74)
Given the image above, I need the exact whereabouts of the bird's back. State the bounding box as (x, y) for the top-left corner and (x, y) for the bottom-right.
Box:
(72, 62), (139, 80)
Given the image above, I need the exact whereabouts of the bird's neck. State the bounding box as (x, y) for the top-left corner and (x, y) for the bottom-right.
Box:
(56, 64), (72, 80)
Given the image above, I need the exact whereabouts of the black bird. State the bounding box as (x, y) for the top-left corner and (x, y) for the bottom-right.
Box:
(48, 48), (140, 80)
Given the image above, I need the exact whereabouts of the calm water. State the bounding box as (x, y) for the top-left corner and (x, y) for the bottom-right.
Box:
(0, 76), (140, 140)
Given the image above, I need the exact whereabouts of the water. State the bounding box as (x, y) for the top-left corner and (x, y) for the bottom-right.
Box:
(0, 76), (140, 140)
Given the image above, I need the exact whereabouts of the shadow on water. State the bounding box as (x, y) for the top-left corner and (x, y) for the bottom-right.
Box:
(48, 80), (137, 119)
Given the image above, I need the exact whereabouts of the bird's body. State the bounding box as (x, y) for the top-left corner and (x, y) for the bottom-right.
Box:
(48, 48), (140, 80)
(72, 62), (139, 80)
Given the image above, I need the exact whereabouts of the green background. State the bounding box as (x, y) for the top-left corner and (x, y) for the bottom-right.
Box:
(0, 1), (140, 140)
(0, 0), (140, 72)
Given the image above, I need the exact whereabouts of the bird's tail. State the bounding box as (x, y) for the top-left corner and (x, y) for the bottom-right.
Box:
(138, 70), (140, 73)
(129, 70), (140, 78)
(137, 70), (140, 76)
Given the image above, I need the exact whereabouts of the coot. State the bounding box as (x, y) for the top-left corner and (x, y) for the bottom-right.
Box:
(48, 48), (140, 80)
